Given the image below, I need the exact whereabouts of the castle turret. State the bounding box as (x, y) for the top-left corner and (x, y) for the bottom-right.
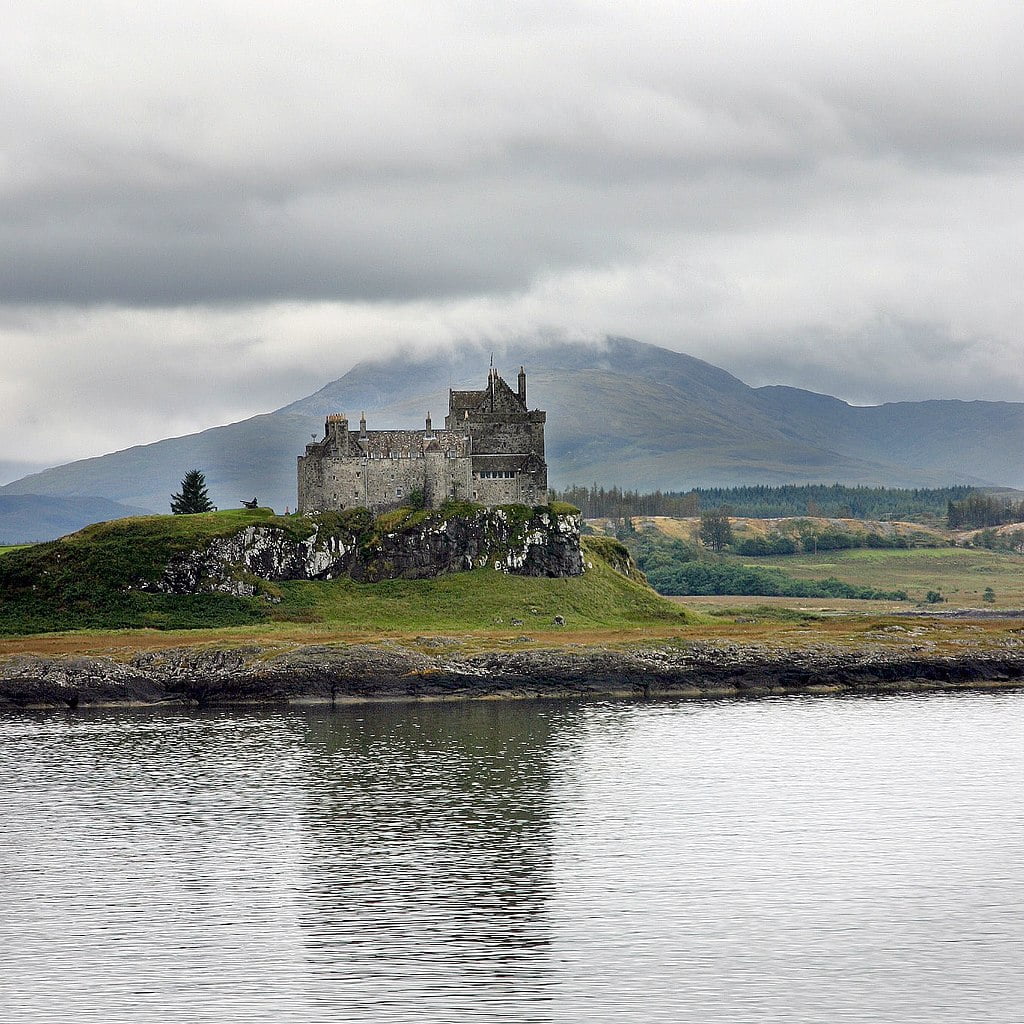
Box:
(359, 411), (367, 438)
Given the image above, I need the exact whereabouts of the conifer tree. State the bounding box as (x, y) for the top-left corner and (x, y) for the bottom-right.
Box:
(170, 469), (214, 514)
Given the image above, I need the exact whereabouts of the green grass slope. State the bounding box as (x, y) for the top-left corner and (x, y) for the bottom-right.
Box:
(270, 536), (682, 634)
(624, 516), (1024, 607)
(0, 509), (303, 633)
(0, 510), (689, 635)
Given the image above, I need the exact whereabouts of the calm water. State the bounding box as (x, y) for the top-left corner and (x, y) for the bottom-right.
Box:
(2, 692), (1023, 1023)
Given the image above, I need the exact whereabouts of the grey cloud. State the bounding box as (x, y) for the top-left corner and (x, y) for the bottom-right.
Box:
(4, 1), (1024, 468)
(1, 168), (810, 305)
(720, 318), (1024, 406)
(4, 3), (1024, 306)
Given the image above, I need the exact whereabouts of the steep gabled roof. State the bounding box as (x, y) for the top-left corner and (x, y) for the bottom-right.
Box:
(449, 389), (487, 412)
(449, 370), (527, 416)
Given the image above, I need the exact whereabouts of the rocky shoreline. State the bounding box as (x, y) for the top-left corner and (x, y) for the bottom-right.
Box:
(2, 640), (1024, 711)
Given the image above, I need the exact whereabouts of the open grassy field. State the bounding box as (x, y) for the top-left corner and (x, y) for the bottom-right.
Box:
(2, 596), (1022, 664)
(624, 515), (1024, 608)
(667, 594), (913, 616)
(5, 508), (1023, 665)
(745, 546), (1024, 607)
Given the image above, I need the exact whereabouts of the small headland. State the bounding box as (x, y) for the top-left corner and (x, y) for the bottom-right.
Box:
(0, 502), (619, 634)
(2, 506), (1024, 710)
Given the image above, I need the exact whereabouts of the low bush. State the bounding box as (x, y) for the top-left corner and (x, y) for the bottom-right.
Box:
(644, 561), (907, 601)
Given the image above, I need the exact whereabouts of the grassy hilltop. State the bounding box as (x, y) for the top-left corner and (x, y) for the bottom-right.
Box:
(0, 507), (690, 636)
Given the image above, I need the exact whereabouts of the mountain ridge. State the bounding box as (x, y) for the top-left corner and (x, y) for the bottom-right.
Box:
(2, 338), (1021, 540)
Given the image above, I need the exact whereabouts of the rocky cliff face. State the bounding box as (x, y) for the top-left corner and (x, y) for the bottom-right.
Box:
(143, 505), (584, 596)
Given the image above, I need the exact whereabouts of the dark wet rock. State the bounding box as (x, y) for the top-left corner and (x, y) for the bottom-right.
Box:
(3, 640), (1024, 711)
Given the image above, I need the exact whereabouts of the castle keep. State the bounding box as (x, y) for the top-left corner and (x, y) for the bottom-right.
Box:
(297, 366), (547, 513)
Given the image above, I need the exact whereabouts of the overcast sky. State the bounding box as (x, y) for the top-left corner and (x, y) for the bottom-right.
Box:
(4, 1), (1024, 475)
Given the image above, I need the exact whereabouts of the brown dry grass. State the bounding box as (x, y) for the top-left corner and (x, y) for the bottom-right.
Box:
(3, 613), (1022, 661)
(634, 515), (947, 544)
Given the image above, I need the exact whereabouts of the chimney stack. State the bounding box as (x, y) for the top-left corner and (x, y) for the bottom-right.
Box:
(518, 365), (527, 405)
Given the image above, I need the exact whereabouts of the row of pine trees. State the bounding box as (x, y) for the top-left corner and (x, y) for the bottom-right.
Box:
(552, 483), (977, 522)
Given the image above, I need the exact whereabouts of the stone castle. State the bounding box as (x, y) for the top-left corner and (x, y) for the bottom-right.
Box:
(297, 365), (548, 513)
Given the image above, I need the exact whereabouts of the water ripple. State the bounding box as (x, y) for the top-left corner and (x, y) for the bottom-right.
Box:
(1, 693), (1023, 1022)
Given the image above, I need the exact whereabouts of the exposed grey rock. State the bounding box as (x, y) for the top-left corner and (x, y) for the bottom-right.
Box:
(141, 506), (585, 596)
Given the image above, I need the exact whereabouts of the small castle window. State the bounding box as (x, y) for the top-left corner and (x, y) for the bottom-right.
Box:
(396, 488), (403, 497)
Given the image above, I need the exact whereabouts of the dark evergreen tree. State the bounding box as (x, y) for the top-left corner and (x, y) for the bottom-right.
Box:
(170, 469), (215, 514)
(551, 483), (975, 521)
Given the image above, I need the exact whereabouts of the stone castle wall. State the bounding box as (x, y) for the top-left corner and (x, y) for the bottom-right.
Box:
(298, 451), (475, 512)
(298, 367), (548, 514)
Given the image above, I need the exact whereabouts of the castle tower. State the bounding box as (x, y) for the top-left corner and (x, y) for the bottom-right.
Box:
(325, 413), (349, 447)
(300, 362), (546, 515)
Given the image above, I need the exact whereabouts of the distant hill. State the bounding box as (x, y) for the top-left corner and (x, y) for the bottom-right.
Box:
(2, 338), (1023, 537)
(0, 459), (51, 487)
(0, 495), (152, 545)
